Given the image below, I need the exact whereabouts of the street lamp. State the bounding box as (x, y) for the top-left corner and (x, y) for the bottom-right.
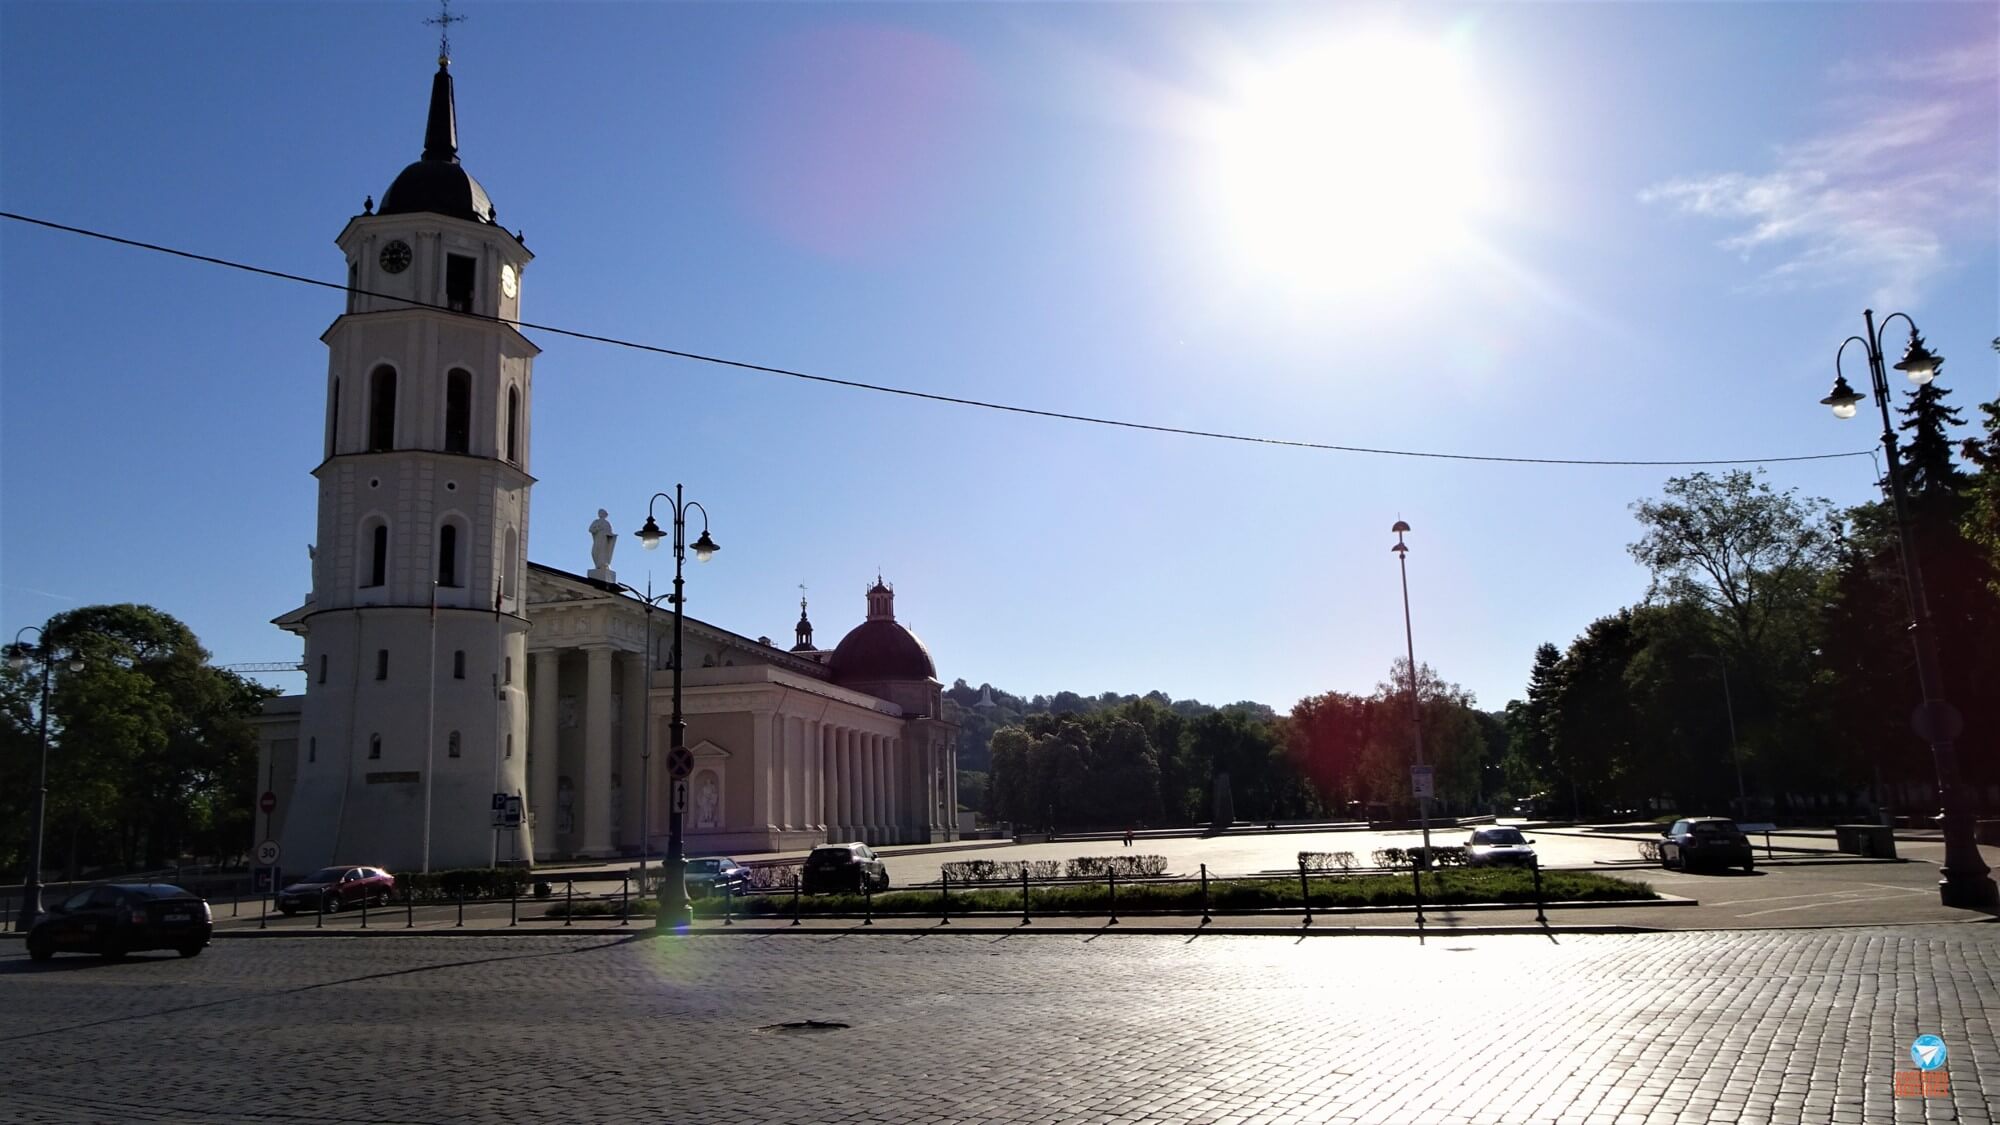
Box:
(1390, 521), (1432, 860)
(7, 627), (83, 932)
(612, 577), (672, 892)
(634, 484), (718, 930)
(1821, 309), (1997, 909)
(1691, 651), (1746, 818)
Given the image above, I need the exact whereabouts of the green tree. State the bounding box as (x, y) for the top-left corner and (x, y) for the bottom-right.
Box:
(1895, 340), (1967, 507)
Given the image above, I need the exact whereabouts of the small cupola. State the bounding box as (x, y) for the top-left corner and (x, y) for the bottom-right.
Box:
(791, 594), (815, 652)
(865, 576), (895, 621)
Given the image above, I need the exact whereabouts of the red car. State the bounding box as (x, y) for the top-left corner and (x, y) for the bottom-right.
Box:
(276, 865), (397, 914)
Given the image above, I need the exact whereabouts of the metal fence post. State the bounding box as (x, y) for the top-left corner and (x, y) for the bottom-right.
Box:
(1299, 856), (1313, 927)
(259, 893), (267, 930)
(405, 886), (414, 929)
(1108, 869), (1119, 925)
(316, 889), (324, 929)
(863, 873), (873, 926)
(360, 891), (369, 929)
(791, 872), (802, 926)
(1200, 863), (1212, 925)
(1021, 867), (1031, 925)
(723, 881), (733, 926)
(456, 894), (465, 928)
(510, 883), (518, 927)
(940, 870), (951, 925)
(620, 877), (630, 926)
(1532, 855), (1548, 925)
(1411, 861), (1424, 925)
(565, 880), (573, 927)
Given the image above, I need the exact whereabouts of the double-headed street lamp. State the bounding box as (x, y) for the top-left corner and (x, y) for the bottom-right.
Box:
(1820, 309), (1998, 909)
(1391, 521), (1433, 860)
(7, 627), (83, 931)
(634, 484), (719, 930)
(611, 577), (672, 891)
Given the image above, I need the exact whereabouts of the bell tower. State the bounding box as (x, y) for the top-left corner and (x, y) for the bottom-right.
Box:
(279, 51), (537, 872)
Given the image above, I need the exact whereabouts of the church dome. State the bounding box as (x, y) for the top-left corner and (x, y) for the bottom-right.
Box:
(376, 60), (497, 226)
(828, 579), (935, 683)
(829, 620), (936, 683)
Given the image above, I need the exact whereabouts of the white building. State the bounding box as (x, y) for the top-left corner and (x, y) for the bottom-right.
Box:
(253, 56), (956, 874)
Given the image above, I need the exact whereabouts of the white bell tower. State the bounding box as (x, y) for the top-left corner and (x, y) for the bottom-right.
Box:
(279, 53), (536, 872)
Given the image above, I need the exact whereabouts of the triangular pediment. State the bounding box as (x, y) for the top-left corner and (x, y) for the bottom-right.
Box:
(690, 739), (732, 758)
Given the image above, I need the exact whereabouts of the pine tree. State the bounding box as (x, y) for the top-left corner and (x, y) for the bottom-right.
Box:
(1962, 389), (2000, 598)
(1894, 335), (1967, 506)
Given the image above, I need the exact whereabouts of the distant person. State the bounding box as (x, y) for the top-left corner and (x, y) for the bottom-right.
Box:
(1123, 826), (1135, 847)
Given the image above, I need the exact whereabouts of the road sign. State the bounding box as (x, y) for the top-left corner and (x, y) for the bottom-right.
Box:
(666, 745), (695, 780)
(1410, 765), (1435, 801)
(672, 778), (689, 814)
(259, 790), (277, 815)
(256, 839), (281, 866)
(503, 795), (523, 827)
(253, 865), (282, 893)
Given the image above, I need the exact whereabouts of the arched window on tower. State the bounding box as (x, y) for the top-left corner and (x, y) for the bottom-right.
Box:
(368, 364), (397, 451)
(437, 522), (460, 587)
(444, 368), (471, 454)
(327, 378), (341, 459)
(365, 521), (389, 588)
(505, 386), (521, 463)
(503, 526), (518, 600)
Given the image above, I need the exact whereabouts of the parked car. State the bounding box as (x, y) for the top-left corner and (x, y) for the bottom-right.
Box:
(277, 865), (397, 914)
(802, 843), (888, 894)
(683, 856), (751, 898)
(26, 883), (213, 961)
(1659, 817), (1755, 872)
(1465, 826), (1538, 867)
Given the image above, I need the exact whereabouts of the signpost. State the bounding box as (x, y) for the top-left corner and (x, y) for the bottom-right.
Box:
(672, 778), (688, 815)
(491, 792), (524, 828)
(1410, 764), (1435, 801)
(256, 839), (281, 867)
(666, 745), (694, 780)
(259, 791), (277, 816)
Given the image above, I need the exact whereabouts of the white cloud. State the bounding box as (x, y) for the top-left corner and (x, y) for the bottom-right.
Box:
(1642, 46), (1997, 307)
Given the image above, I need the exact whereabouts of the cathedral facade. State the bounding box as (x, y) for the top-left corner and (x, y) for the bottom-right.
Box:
(252, 57), (956, 873)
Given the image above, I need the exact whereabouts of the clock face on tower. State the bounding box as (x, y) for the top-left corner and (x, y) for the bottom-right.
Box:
(378, 240), (412, 274)
(500, 263), (518, 299)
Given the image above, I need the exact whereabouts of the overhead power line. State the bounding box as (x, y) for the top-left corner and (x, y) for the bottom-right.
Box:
(1, 210), (1872, 469)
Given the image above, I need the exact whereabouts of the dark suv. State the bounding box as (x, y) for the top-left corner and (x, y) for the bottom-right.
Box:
(1659, 818), (1755, 873)
(802, 843), (888, 894)
(27, 883), (213, 961)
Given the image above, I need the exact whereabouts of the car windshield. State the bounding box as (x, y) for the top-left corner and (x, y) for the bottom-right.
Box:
(687, 859), (720, 872)
(1474, 829), (1526, 845)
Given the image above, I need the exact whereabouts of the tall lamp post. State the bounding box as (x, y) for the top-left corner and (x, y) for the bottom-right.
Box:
(612, 577), (672, 892)
(1820, 309), (1998, 909)
(634, 484), (719, 930)
(7, 627), (83, 931)
(1391, 522), (1433, 860)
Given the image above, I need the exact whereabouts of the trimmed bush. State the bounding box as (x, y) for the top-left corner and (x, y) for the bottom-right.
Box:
(1299, 851), (1362, 874)
(1372, 848), (1408, 869)
(940, 859), (1063, 883)
(1065, 855), (1168, 878)
(745, 863), (803, 891)
(400, 867), (531, 903)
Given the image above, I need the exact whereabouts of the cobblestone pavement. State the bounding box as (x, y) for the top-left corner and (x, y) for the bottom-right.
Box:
(4, 926), (1996, 1124)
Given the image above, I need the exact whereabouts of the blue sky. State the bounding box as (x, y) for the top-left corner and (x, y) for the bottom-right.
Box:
(2, 2), (1994, 714)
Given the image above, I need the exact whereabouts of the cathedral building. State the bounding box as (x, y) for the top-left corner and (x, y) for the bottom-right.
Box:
(253, 56), (957, 873)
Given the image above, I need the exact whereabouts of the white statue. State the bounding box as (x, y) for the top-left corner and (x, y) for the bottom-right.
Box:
(588, 509), (617, 578)
(695, 772), (719, 829)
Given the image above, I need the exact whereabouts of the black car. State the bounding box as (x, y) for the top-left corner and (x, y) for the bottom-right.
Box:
(683, 856), (751, 898)
(802, 843), (888, 894)
(26, 883), (213, 961)
(1659, 817), (1756, 872)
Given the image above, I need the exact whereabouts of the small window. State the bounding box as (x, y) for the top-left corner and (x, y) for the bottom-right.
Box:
(453, 650), (466, 679)
(376, 649), (389, 680)
(506, 733), (514, 760)
(446, 254), (476, 313)
(369, 733), (382, 760)
(347, 262), (359, 313)
(503, 527), (518, 598)
(318, 654), (328, 684)
(505, 387), (521, 463)
(308, 736), (317, 763)
(444, 368), (471, 454)
(368, 523), (388, 588)
(503, 656), (513, 685)
(437, 523), (460, 587)
(327, 378), (341, 458)
(367, 364), (396, 451)
(448, 731), (462, 758)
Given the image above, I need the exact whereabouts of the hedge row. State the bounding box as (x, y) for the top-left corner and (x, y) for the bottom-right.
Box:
(399, 867), (532, 902)
(1063, 855), (1168, 878)
(745, 864), (803, 891)
(1369, 846), (1471, 869)
(1298, 851), (1359, 873)
(939, 859), (1064, 883)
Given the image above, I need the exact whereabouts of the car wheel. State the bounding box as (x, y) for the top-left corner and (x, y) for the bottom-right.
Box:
(177, 943), (204, 958)
(1741, 859), (1755, 873)
(279, 904), (297, 916)
(99, 942), (128, 962)
(27, 934), (54, 962)
(323, 896), (340, 913)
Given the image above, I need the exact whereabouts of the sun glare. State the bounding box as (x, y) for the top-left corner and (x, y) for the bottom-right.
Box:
(1200, 31), (1499, 296)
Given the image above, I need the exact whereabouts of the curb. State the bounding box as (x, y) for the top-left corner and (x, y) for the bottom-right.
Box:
(206, 922), (1667, 939)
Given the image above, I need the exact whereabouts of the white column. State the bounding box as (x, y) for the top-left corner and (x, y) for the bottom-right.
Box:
(888, 738), (903, 843)
(947, 738), (959, 839)
(752, 710), (775, 831)
(783, 716), (800, 831)
(874, 734), (889, 840)
(860, 733), (878, 841)
(926, 741), (938, 835)
(580, 646), (615, 856)
(530, 650), (560, 859)
(837, 728), (854, 838)
(620, 651), (645, 852)
(811, 720), (826, 832)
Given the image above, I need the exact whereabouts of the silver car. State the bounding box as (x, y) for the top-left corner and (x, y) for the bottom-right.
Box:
(1466, 827), (1537, 867)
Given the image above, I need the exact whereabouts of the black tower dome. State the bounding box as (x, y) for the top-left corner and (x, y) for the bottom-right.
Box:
(377, 60), (497, 225)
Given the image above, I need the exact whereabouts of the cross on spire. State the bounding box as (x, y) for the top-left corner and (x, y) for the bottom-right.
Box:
(425, 0), (468, 66)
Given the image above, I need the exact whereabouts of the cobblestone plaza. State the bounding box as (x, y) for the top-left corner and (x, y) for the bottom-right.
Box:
(6, 925), (1995, 1123)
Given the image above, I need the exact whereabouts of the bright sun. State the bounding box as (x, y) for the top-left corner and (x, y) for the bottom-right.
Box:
(1200, 31), (1498, 295)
